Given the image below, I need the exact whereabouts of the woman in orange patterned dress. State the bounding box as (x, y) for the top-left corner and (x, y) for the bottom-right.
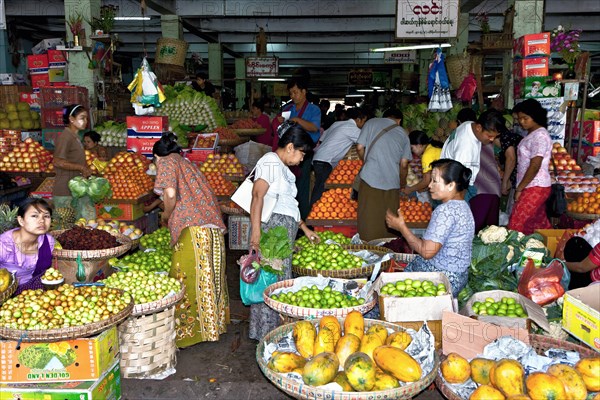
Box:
(153, 133), (228, 348)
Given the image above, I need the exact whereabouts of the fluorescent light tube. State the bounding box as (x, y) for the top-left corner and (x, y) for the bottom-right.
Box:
(114, 17), (151, 21)
(257, 78), (286, 82)
(370, 43), (451, 52)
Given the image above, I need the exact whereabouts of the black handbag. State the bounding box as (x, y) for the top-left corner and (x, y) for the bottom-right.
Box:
(547, 159), (567, 217)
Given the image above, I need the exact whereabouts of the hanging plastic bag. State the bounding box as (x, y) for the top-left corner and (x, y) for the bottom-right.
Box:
(427, 48), (452, 112)
(238, 250), (261, 284)
(456, 73), (477, 102)
(128, 57), (166, 115)
(518, 258), (567, 306)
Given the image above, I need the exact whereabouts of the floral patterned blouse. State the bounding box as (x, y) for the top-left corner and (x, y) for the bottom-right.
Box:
(154, 153), (225, 245)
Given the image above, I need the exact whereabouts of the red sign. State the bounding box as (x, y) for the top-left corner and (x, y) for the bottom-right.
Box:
(126, 116), (168, 133)
(246, 57), (279, 77)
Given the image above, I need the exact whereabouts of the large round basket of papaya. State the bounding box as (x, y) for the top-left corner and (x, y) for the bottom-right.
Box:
(263, 278), (377, 319)
(435, 334), (600, 400)
(257, 312), (439, 399)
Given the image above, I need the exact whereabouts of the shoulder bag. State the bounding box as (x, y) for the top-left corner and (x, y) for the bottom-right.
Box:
(546, 157), (567, 218)
(351, 124), (397, 196)
(231, 166), (279, 223)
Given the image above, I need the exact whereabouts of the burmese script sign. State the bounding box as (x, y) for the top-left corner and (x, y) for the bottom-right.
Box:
(384, 50), (417, 64)
(396, 0), (459, 39)
(348, 70), (373, 86)
(246, 57), (279, 77)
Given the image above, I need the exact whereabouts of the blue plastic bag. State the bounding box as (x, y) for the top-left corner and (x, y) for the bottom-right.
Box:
(240, 269), (278, 306)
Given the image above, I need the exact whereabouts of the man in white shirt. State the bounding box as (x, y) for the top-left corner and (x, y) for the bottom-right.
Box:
(310, 108), (368, 207)
(441, 109), (505, 202)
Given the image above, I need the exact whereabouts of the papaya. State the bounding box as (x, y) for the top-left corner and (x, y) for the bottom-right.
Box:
(440, 352), (471, 384)
(373, 345), (422, 382)
(0, 268), (10, 292)
(359, 332), (384, 361)
(492, 359), (525, 397)
(373, 369), (400, 390)
(333, 371), (354, 392)
(302, 352), (339, 386)
(547, 363), (587, 400)
(293, 321), (316, 359)
(592, 394), (600, 400)
(525, 372), (567, 400)
(319, 316), (341, 346)
(292, 367), (304, 375)
(506, 396), (531, 400)
(470, 357), (496, 385)
(366, 324), (388, 343)
(385, 331), (412, 350)
(344, 311), (364, 339)
(469, 384), (506, 400)
(334, 333), (361, 366)
(313, 326), (336, 356)
(267, 351), (306, 373)
(344, 352), (376, 391)
(574, 357), (600, 392)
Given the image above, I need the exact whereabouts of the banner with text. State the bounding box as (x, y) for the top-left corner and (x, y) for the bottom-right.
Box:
(396, 0), (458, 39)
(384, 50), (417, 64)
(246, 57), (279, 77)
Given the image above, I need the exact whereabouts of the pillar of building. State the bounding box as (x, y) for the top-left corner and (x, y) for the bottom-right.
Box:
(235, 58), (246, 110)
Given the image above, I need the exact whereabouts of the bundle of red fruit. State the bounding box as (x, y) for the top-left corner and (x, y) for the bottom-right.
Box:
(204, 172), (236, 196)
(213, 127), (241, 142)
(230, 118), (262, 129)
(103, 151), (154, 200)
(0, 137), (54, 172)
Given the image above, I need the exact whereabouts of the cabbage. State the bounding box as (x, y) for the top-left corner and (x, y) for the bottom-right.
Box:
(68, 177), (89, 198)
(87, 177), (112, 203)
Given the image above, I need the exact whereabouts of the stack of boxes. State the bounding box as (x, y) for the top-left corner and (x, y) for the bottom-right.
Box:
(513, 33), (557, 99)
(27, 39), (68, 92)
(126, 116), (168, 158)
(571, 121), (600, 164)
(39, 86), (90, 149)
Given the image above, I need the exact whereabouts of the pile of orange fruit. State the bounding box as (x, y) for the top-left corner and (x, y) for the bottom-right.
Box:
(308, 188), (357, 220)
(567, 190), (600, 215)
(326, 159), (362, 185)
(399, 198), (432, 223)
(204, 172), (236, 196)
(103, 152), (154, 200)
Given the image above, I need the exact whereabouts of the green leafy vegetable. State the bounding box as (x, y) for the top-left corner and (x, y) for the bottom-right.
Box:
(68, 176), (89, 198)
(87, 176), (112, 203)
(251, 226), (292, 275)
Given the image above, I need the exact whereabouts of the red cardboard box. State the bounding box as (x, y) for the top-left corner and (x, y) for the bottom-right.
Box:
(27, 54), (49, 74)
(31, 73), (50, 89)
(126, 134), (161, 157)
(570, 141), (600, 164)
(185, 149), (216, 164)
(20, 92), (41, 110)
(126, 116), (168, 133)
(572, 121), (600, 144)
(513, 32), (551, 58)
(47, 49), (67, 66)
(513, 57), (549, 79)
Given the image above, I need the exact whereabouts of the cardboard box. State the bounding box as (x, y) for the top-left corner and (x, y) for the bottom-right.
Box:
(42, 128), (61, 149)
(228, 214), (251, 250)
(27, 54), (49, 74)
(535, 229), (578, 257)
(31, 38), (64, 54)
(193, 133), (219, 150)
(20, 130), (42, 142)
(373, 272), (454, 322)
(30, 73), (50, 89)
(570, 140), (600, 165)
(126, 116), (168, 133)
(20, 92), (41, 110)
(48, 68), (67, 83)
(442, 311), (530, 358)
(460, 290), (549, 332)
(0, 73), (27, 85)
(56, 258), (112, 284)
(185, 149), (216, 165)
(562, 285), (600, 351)
(30, 177), (54, 199)
(0, 327), (119, 384)
(514, 76), (561, 99)
(513, 57), (549, 79)
(513, 32), (551, 58)
(126, 134), (161, 157)
(572, 120), (600, 145)
(0, 360), (121, 399)
(96, 202), (145, 221)
(47, 49), (67, 67)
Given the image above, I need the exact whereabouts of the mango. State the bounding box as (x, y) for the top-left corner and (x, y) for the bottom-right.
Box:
(293, 321), (316, 359)
(333, 371), (354, 391)
(359, 332), (384, 361)
(344, 352), (376, 392)
(344, 311), (364, 339)
(441, 352), (471, 384)
(385, 331), (412, 350)
(547, 363), (587, 400)
(493, 359), (525, 397)
(373, 345), (421, 382)
(470, 385), (506, 400)
(373, 369), (400, 390)
(366, 324), (388, 343)
(302, 352), (339, 386)
(575, 357), (600, 392)
(267, 351), (306, 373)
(319, 316), (341, 346)
(525, 372), (567, 400)
(470, 357), (496, 385)
(313, 326), (336, 356)
(334, 333), (361, 366)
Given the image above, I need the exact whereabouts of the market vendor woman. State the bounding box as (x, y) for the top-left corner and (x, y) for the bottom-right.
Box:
(386, 159), (475, 297)
(0, 198), (55, 295)
(52, 104), (95, 220)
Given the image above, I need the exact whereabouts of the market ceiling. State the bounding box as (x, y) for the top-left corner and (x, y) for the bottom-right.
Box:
(4, 0), (600, 97)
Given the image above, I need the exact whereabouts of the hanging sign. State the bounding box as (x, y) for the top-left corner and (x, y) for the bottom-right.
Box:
(246, 57), (279, 77)
(348, 69), (373, 86)
(384, 50), (417, 64)
(395, 0), (459, 39)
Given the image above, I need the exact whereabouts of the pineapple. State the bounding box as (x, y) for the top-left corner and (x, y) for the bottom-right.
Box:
(0, 203), (18, 234)
(52, 207), (76, 231)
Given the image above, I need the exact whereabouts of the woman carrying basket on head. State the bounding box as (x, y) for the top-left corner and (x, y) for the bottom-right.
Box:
(152, 133), (228, 348)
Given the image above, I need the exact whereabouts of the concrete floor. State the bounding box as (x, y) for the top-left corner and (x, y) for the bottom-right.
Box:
(120, 249), (445, 400)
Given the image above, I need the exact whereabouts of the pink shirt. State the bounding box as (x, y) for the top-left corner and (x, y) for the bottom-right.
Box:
(516, 127), (552, 188)
(0, 228), (55, 285)
(586, 242), (600, 282)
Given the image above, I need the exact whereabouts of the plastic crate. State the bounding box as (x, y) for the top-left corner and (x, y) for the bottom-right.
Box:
(228, 215), (251, 250)
(39, 86), (89, 110)
(41, 107), (66, 128)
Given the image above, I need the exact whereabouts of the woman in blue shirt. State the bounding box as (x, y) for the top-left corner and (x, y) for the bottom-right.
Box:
(386, 159), (475, 297)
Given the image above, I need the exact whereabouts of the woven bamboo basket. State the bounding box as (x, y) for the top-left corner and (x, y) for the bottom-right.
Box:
(131, 284), (185, 316)
(0, 290), (134, 342)
(445, 53), (483, 88)
(435, 334), (599, 400)
(50, 230), (133, 261)
(567, 211), (599, 220)
(118, 305), (177, 378)
(292, 244), (392, 279)
(0, 273), (17, 305)
(220, 202), (248, 216)
(257, 318), (439, 400)
(263, 278), (376, 319)
(155, 37), (189, 67)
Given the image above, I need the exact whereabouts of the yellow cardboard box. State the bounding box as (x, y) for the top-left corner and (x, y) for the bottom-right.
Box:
(562, 284), (600, 351)
(535, 229), (578, 257)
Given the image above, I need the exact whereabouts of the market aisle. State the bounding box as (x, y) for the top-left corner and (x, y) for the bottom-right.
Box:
(120, 248), (445, 399)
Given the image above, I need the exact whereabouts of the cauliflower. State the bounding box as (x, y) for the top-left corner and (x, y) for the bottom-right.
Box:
(517, 231), (525, 241)
(478, 226), (509, 244)
(506, 245), (515, 263)
(524, 238), (546, 250)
